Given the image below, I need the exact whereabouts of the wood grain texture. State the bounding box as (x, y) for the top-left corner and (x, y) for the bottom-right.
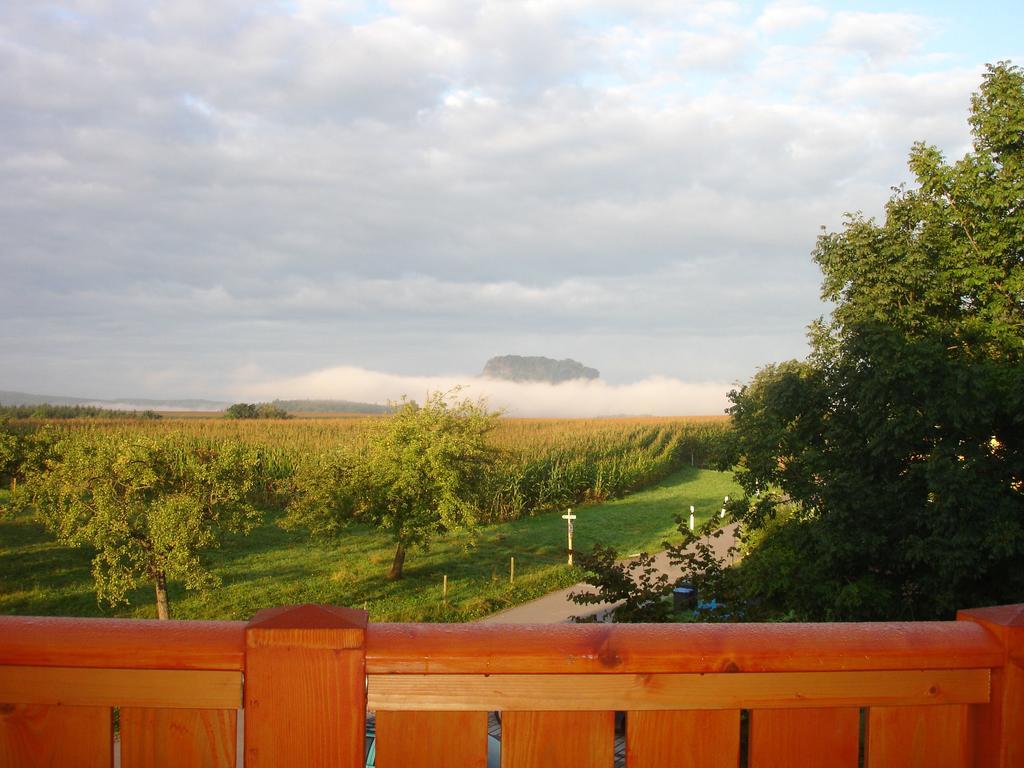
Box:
(367, 669), (989, 711)
(626, 710), (739, 768)
(0, 703), (112, 768)
(866, 705), (969, 768)
(958, 604), (1024, 767)
(0, 666), (242, 709)
(0, 616), (244, 671)
(375, 711), (487, 768)
(120, 707), (237, 768)
(502, 711), (614, 768)
(244, 604), (367, 768)
(366, 622), (1002, 674)
(749, 708), (859, 768)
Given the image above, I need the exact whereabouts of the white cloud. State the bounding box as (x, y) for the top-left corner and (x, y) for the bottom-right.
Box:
(674, 28), (753, 70)
(0, 0), (1004, 403)
(241, 365), (730, 417)
(755, 2), (826, 34)
(821, 12), (936, 66)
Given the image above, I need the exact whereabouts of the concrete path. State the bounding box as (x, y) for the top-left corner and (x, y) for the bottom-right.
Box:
(479, 523), (740, 624)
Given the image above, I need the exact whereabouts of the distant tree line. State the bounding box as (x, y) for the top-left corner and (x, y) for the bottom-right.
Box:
(0, 403), (162, 420)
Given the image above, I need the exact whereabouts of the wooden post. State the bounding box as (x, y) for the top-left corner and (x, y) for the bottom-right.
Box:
(443, 575), (448, 604)
(957, 603), (1024, 767)
(244, 604), (368, 768)
(562, 510), (576, 566)
(510, 556), (515, 584)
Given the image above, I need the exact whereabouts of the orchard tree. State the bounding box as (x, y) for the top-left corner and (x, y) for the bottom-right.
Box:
(726, 62), (1024, 620)
(0, 423), (61, 512)
(26, 433), (263, 619)
(0, 419), (17, 488)
(287, 391), (500, 579)
(0, 420), (20, 516)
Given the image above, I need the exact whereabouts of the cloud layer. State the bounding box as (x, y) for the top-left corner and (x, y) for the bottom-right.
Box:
(243, 365), (731, 417)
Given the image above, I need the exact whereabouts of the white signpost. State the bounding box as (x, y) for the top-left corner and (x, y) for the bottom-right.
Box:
(720, 495), (730, 519)
(689, 505), (695, 531)
(562, 509), (577, 565)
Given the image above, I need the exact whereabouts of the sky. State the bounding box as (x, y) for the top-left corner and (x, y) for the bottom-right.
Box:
(1, 1), (1020, 415)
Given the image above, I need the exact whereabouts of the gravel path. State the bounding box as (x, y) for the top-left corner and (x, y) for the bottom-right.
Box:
(479, 522), (740, 624)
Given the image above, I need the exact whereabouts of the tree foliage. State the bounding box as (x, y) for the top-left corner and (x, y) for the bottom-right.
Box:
(224, 402), (290, 419)
(24, 433), (263, 618)
(286, 391), (500, 579)
(1, 423), (62, 514)
(570, 516), (738, 622)
(569, 546), (674, 622)
(726, 62), (1024, 620)
(0, 420), (17, 486)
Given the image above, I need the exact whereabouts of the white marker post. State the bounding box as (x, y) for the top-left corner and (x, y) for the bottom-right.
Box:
(689, 505), (695, 531)
(562, 508), (577, 566)
(721, 494), (729, 519)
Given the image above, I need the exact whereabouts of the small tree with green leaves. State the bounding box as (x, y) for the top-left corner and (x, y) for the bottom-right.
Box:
(286, 391), (500, 579)
(570, 516), (739, 622)
(569, 547), (674, 622)
(25, 433), (263, 619)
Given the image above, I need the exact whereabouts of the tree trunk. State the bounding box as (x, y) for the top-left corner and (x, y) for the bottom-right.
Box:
(154, 572), (170, 620)
(388, 542), (406, 580)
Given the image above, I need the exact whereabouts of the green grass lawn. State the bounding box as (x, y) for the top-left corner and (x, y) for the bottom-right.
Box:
(0, 467), (739, 622)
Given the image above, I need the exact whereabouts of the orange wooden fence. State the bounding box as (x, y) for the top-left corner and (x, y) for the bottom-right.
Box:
(0, 603), (1021, 767)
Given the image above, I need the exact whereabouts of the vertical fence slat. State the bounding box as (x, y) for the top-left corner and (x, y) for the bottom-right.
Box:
(502, 711), (614, 768)
(0, 703), (112, 768)
(120, 707), (236, 768)
(865, 704), (969, 768)
(958, 604), (1024, 768)
(244, 604), (368, 768)
(626, 710), (739, 768)
(375, 710), (488, 768)
(749, 708), (859, 768)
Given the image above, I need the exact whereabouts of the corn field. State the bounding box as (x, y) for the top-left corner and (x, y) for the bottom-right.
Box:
(6, 415), (730, 521)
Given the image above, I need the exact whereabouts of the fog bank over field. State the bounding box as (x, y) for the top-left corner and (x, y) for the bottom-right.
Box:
(243, 366), (730, 418)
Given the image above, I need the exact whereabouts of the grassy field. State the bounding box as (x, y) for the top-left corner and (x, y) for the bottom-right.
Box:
(0, 466), (739, 622)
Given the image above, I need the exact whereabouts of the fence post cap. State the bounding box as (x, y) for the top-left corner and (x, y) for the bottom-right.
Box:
(957, 604), (1024, 628)
(247, 604), (369, 630)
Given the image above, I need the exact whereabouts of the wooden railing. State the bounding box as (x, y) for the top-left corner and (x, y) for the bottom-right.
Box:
(0, 603), (1021, 767)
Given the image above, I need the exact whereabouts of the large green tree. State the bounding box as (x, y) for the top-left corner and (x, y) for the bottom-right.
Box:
(25, 433), (263, 619)
(286, 391), (499, 579)
(727, 62), (1024, 620)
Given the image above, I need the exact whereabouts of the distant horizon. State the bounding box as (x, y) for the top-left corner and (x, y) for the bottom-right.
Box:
(1, 361), (735, 417)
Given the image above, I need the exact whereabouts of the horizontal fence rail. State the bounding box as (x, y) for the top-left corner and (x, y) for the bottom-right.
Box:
(0, 604), (1021, 767)
(364, 621), (1006, 673)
